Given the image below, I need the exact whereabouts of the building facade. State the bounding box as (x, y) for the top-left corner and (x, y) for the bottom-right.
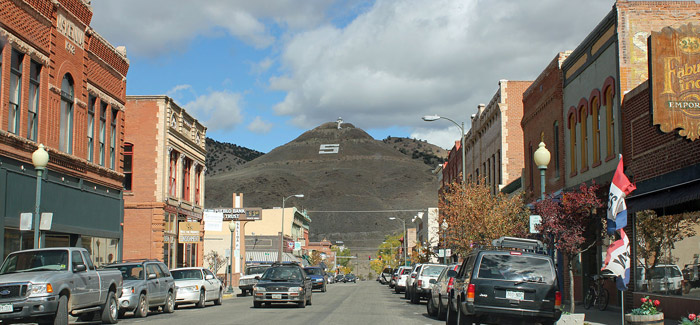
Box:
(124, 96), (206, 268)
(0, 0), (128, 265)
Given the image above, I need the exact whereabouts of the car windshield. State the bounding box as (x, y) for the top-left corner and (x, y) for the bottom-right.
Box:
(105, 264), (145, 280)
(171, 269), (203, 280)
(246, 266), (270, 274)
(477, 254), (555, 284)
(260, 266), (303, 281)
(422, 265), (447, 277)
(401, 268), (411, 275)
(304, 268), (324, 275)
(346, 274), (355, 278)
(0, 250), (69, 274)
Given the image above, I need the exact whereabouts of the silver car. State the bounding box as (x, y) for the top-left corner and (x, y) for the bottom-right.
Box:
(427, 263), (459, 320)
(171, 267), (223, 307)
(104, 260), (176, 318)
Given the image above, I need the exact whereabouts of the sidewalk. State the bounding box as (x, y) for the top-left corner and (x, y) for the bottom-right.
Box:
(579, 305), (678, 325)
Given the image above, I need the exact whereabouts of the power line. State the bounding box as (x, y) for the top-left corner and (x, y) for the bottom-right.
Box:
(307, 209), (424, 213)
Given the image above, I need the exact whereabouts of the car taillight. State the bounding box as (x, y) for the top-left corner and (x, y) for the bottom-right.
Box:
(411, 274), (416, 279)
(467, 284), (475, 302)
(447, 277), (455, 291)
(417, 280), (422, 287)
(555, 291), (561, 308)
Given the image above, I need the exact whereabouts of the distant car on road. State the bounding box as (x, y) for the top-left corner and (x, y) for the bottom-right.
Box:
(345, 274), (357, 283)
(253, 262), (312, 308)
(304, 266), (327, 292)
(170, 267), (223, 308)
(239, 264), (271, 296)
(335, 274), (345, 283)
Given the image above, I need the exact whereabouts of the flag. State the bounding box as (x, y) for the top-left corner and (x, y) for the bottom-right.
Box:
(601, 229), (631, 291)
(607, 155), (636, 235)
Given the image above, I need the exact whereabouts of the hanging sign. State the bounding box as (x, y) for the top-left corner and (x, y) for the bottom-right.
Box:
(178, 222), (200, 243)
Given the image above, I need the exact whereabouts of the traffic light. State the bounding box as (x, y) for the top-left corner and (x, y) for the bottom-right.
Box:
(378, 255), (382, 260)
(368, 255), (371, 260)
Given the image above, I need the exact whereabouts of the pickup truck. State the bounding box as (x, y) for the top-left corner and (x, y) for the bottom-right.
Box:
(0, 247), (122, 324)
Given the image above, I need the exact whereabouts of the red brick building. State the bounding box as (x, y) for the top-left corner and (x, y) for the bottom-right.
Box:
(441, 140), (462, 187)
(0, 0), (128, 264)
(124, 96), (206, 268)
(521, 52), (570, 203)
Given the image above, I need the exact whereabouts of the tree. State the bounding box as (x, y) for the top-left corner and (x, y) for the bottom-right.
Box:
(204, 250), (227, 275)
(439, 178), (529, 256)
(534, 183), (603, 313)
(308, 250), (323, 266)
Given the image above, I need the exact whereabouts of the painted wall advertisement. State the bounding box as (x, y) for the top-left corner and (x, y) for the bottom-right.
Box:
(650, 24), (700, 140)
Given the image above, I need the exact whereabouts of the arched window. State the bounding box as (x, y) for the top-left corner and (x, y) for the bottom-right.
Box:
(60, 74), (74, 153)
(569, 113), (577, 174)
(553, 121), (560, 178)
(591, 97), (601, 164)
(579, 105), (588, 170)
(605, 87), (615, 158)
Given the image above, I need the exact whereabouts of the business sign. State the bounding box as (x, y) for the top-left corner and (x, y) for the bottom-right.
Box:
(208, 208), (262, 221)
(294, 241), (302, 250)
(650, 23), (700, 140)
(529, 215), (542, 234)
(203, 210), (223, 231)
(178, 222), (200, 243)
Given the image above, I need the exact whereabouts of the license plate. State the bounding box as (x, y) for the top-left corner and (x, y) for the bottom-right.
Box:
(0, 304), (12, 313)
(505, 290), (524, 300)
(271, 294), (282, 299)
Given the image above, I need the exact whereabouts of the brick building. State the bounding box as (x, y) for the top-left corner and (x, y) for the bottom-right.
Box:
(441, 140), (462, 187)
(124, 96), (206, 268)
(521, 52), (571, 203)
(462, 80), (531, 194)
(0, 0), (128, 264)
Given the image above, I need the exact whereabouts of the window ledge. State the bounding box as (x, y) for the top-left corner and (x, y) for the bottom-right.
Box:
(580, 167), (589, 173)
(570, 171), (578, 178)
(605, 154), (616, 162)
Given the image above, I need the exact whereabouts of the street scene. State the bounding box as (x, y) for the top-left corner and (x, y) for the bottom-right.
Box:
(1, 0), (700, 324)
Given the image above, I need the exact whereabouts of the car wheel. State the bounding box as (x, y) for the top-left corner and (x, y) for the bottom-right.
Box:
(427, 296), (437, 316)
(411, 290), (420, 304)
(196, 290), (206, 308)
(297, 297), (306, 308)
(214, 288), (223, 305)
(101, 291), (119, 324)
(134, 293), (148, 318)
(404, 287), (409, 299)
(163, 291), (175, 313)
(438, 297), (447, 321)
(446, 297), (457, 325)
(50, 295), (68, 325)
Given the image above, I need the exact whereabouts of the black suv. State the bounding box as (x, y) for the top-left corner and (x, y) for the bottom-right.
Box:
(253, 262), (312, 308)
(446, 237), (561, 325)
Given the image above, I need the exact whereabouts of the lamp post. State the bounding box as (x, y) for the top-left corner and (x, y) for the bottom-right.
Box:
(389, 217), (407, 266)
(227, 221), (236, 293)
(422, 115), (466, 185)
(533, 141), (551, 200)
(441, 220), (448, 263)
(279, 194), (304, 262)
(32, 144), (49, 248)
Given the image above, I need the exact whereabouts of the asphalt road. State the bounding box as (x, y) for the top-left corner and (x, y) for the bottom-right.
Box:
(115, 280), (443, 325)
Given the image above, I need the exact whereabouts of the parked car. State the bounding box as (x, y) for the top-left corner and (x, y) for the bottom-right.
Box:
(447, 237), (561, 325)
(409, 264), (447, 304)
(335, 274), (345, 283)
(170, 267), (223, 307)
(636, 264), (684, 295)
(389, 269), (399, 288)
(394, 266), (412, 293)
(0, 247), (122, 324)
(239, 264), (271, 296)
(253, 262), (312, 308)
(380, 267), (393, 284)
(405, 263), (423, 300)
(304, 267), (328, 292)
(104, 259), (176, 318)
(327, 272), (336, 284)
(427, 263), (459, 320)
(345, 273), (357, 283)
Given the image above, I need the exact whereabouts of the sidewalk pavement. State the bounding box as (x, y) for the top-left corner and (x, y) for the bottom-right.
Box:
(579, 305), (678, 325)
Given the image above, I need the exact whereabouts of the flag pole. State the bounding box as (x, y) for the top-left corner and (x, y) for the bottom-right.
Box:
(621, 291), (624, 325)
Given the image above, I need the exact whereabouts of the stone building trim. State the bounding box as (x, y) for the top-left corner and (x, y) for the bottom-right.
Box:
(86, 83), (125, 111)
(0, 27), (50, 65)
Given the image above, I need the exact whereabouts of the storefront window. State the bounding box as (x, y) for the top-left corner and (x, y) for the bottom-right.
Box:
(80, 236), (118, 267)
(163, 213), (177, 268)
(635, 208), (700, 298)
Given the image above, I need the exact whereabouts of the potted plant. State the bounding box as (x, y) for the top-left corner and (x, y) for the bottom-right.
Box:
(625, 296), (664, 324)
(557, 309), (585, 325)
(679, 313), (700, 325)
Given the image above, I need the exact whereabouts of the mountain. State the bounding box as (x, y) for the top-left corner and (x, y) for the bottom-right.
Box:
(205, 122), (440, 255)
(382, 136), (447, 168)
(205, 138), (264, 176)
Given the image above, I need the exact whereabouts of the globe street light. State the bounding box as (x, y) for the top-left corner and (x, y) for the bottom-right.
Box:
(279, 194), (304, 262)
(227, 221), (236, 293)
(389, 217), (407, 266)
(533, 141), (551, 200)
(32, 144), (49, 248)
(422, 115), (466, 185)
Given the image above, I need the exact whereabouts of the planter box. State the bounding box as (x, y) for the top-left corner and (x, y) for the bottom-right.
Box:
(624, 313), (664, 325)
(556, 313), (585, 325)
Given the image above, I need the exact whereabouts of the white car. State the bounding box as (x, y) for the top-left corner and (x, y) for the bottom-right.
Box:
(636, 264), (684, 295)
(170, 267), (224, 307)
(394, 266), (412, 293)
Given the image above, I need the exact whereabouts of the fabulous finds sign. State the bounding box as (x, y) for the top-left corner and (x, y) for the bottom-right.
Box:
(650, 23), (700, 140)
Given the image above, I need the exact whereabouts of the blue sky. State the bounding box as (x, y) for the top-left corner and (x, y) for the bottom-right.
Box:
(90, 0), (616, 153)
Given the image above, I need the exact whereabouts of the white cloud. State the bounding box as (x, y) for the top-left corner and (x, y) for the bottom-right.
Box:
(270, 0), (612, 134)
(251, 58), (274, 75)
(410, 126), (462, 150)
(90, 0), (336, 57)
(247, 116), (274, 134)
(166, 84), (193, 98)
(184, 91), (244, 131)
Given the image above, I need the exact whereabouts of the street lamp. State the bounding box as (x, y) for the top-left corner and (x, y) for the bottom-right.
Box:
(279, 194), (304, 262)
(32, 144), (49, 248)
(389, 217), (407, 266)
(533, 141), (551, 200)
(227, 221), (236, 293)
(441, 220), (448, 263)
(422, 115), (466, 185)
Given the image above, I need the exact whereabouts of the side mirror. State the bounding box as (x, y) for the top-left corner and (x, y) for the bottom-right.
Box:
(429, 279), (437, 284)
(447, 270), (457, 278)
(205, 274), (214, 280)
(255, 276), (260, 280)
(306, 276), (311, 280)
(73, 264), (87, 272)
(148, 273), (157, 280)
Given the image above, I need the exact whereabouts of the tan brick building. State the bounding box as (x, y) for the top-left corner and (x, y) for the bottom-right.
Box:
(124, 96), (206, 268)
(0, 0), (128, 264)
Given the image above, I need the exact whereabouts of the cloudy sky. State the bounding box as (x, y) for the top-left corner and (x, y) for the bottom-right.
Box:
(91, 0), (616, 152)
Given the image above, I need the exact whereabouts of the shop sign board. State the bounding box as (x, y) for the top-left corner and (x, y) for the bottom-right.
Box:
(650, 23), (700, 140)
(178, 222), (200, 243)
(212, 208), (262, 221)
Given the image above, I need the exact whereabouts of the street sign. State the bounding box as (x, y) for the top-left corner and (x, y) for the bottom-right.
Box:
(530, 215), (542, 234)
(207, 208), (262, 221)
(39, 213), (53, 230)
(20, 213), (32, 231)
